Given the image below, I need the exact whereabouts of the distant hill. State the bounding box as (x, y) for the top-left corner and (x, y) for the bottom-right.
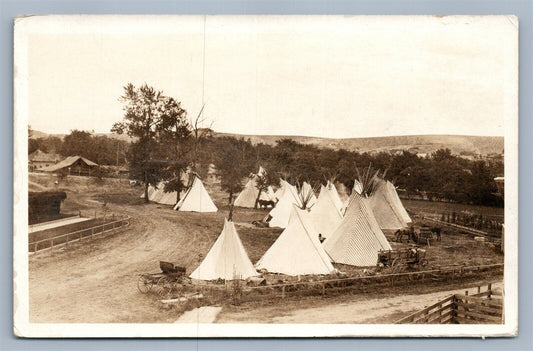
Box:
(212, 132), (504, 156)
(30, 130), (503, 156)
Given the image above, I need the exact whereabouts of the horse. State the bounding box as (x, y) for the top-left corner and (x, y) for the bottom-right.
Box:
(257, 199), (275, 208)
(394, 226), (415, 243)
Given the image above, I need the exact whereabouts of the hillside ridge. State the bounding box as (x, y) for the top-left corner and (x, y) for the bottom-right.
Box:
(30, 130), (504, 156)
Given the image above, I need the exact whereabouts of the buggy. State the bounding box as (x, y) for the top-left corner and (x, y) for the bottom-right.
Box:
(137, 261), (189, 296)
(377, 248), (428, 273)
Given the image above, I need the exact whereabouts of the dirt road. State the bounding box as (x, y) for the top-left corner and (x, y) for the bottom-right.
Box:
(216, 282), (503, 324)
(28, 197), (224, 323)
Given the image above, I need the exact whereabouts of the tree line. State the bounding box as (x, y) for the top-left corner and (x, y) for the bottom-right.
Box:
(29, 128), (129, 167)
(31, 83), (503, 208)
(109, 83), (503, 208)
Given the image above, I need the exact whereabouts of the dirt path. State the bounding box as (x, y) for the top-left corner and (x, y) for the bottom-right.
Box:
(217, 282), (503, 324)
(29, 216), (90, 233)
(175, 306), (223, 324)
(28, 197), (223, 323)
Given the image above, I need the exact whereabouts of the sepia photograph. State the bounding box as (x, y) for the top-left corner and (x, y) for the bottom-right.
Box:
(13, 15), (518, 337)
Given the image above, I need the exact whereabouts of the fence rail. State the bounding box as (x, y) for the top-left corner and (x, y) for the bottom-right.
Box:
(394, 283), (503, 324)
(234, 263), (503, 304)
(423, 217), (494, 237)
(29, 216), (131, 253)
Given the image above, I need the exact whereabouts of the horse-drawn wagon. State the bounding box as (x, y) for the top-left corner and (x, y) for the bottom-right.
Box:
(377, 248), (428, 273)
(137, 261), (190, 296)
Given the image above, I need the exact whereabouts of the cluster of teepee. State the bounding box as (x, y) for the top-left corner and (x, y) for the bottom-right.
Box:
(186, 169), (412, 281)
(140, 173), (218, 212)
(234, 166), (276, 208)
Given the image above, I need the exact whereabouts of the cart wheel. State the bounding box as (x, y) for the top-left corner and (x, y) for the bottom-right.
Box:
(391, 258), (403, 273)
(157, 277), (172, 297)
(137, 275), (152, 293)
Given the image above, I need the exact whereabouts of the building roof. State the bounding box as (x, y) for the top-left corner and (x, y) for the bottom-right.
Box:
(29, 149), (61, 163)
(40, 156), (98, 172)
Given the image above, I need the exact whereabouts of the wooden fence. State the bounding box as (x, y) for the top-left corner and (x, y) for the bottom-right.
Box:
(29, 216), (131, 253)
(234, 264), (503, 304)
(394, 283), (503, 324)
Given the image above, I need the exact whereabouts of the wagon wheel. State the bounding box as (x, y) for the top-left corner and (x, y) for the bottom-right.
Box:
(157, 276), (173, 297)
(391, 257), (404, 273)
(137, 275), (153, 293)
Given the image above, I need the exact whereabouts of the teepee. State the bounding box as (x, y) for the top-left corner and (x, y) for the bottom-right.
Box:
(267, 180), (302, 228)
(369, 179), (410, 230)
(174, 175), (218, 212)
(140, 182), (182, 205)
(308, 185), (344, 240)
(189, 218), (258, 280)
(234, 167), (275, 208)
(384, 180), (411, 225)
(140, 183), (158, 200)
(323, 192), (391, 266)
(326, 180), (344, 213)
(353, 179), (363, 195)
(299, 181), (318, 208)
(256, 205), (335, 276)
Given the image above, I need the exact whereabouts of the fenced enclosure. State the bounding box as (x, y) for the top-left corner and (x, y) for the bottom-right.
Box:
(394, 283), (503, 324)
(29, 215), (131, 253)
(214, 264), (504, 305)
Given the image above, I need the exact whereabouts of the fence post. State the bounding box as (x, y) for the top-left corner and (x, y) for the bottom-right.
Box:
(488, 283), (492, 299)
(322, 283), (325, 297)
(281, 286), (285, 299)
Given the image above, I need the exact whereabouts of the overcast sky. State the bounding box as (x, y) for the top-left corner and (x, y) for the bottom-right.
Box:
(25, 15), (516, 138)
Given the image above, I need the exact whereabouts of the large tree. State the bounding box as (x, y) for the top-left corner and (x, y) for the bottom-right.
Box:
(213, 137), (254, 210)
(112, 83), (190, 202)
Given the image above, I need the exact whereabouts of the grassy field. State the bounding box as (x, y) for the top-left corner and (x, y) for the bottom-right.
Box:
(402, 198), (504, 219)
(27, 174), (504, 323)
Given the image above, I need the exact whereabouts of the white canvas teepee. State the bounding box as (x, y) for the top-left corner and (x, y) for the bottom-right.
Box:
(323, 192), (391, 266)
(234, 167), (275, 208)
(299, 181), (318, 208)
(309, 185), (344, 240)
(385, 181), (412, 224)
(326, 180), (344, 213)
(369, 180), (409, 230)
(140, 183), (158, 200)
(353, 179), (363, 195)
(256, 205), (335, 276)
(189, 218), (258, 280)
(267, 180), (302, 228)
(140, 182), (181, 205)
(174, 175), (218, 212)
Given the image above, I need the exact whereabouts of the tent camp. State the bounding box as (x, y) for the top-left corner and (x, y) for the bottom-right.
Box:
(234, 167), (276, 208)
(189, 218), (258, 280)
(308, 185), (344, 240)
(299, 181), (318, 208)
(369, 180), (411, 230)
(323, 192), (392, 266)
(174, 175), (218, 212)
(267, 180), (302, 228)
(256, 205), (335, 276)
